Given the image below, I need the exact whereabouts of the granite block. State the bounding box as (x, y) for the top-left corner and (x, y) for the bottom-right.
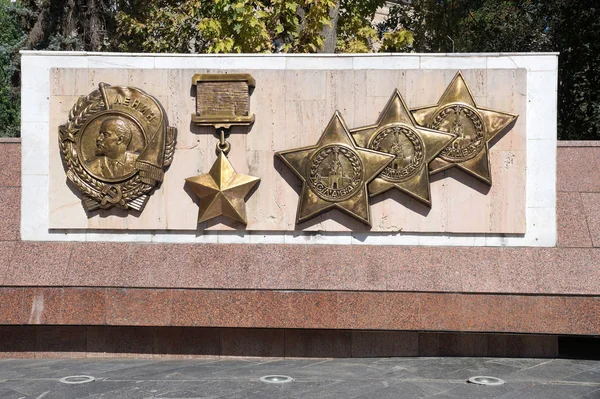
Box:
(487, 334), (558, 358)
(172, 290), (290, 328)
(0, 143), (21, 187)
(337, 292), (419, 330)
(502, 295), (544, 333)
(558, 297), (600, 335)
(123, 244), (196, 288)
(0, 187), (20, 240)
(419, 293), (463, 331)
(557, 192), (593, 247)
(61, 288), (105, 325)
(0, 241), (16, 284)
(284, 329), (352, 358)
(581, 193), (600, 247)
(0, 326), (35, 358)
(35, 326), (87, 355)
(124, 244), (307, 290)
(557, 147), (600, 192)
(286, 291), (339, 329)
(418, 333), (461, 356)
(233, 244), (306, 290)
(418, 332), (489, 356)
(4, 242), (72, 285)
(153, 327), (221, 356)
(67, 242), (130, 286)
(0, 287), (23, 324)
(461, 294), (507, 332)
(95, 326), (154, 355)
(455, 333), (489, 356)
(387, 247), (461, 292)
(535, 248), (600, 295)
(106, 288), (172, 326)
(494, 248), (540, 294)
(303, 245), (387, 290)
(220, 328), (285, 357)
(351, 331), (419, 357)
(452, 247), (500, 293)
(22, 288), (63, 324)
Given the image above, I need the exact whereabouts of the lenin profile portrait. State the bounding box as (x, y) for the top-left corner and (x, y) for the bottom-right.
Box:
(86, 117), (140, 179)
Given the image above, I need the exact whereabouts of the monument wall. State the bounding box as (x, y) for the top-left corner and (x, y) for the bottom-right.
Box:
(0, 52), (597, 358)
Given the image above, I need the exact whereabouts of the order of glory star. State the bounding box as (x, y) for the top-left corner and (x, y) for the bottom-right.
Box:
(185, 152), (260, 225)
(276, 111), (394, 226)
(351, 89), (456, 206)
(410, 71), (518, 186)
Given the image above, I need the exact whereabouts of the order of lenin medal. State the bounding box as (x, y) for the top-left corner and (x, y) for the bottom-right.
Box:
(59, 82), (176, 212)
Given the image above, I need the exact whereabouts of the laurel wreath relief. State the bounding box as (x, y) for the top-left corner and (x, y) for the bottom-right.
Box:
(59, 90), (175, 211)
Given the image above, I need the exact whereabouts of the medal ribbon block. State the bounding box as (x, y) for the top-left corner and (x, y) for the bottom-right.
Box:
(186, 74), (260, 225)
(276, 111), (394, 226)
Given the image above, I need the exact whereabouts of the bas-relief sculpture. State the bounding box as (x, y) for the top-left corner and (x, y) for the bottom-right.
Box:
(351, 90), (456, 206)
(59, 82), (176, 211)
(277, 112), (394, 226)
(186, 73), (260, 225)
(277, 71), (519, 226)
(56, 69), (519, 231)
(411, 71), (518, 185)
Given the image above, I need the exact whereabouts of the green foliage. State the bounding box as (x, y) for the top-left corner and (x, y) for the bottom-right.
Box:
(336, 0), (385, 53)
(384, 0), (600, 140)
(3, 0), (600, 140)
(381, 29), (413, 52)
(0, 0), (26, 137)
(114, 0), (337, 54)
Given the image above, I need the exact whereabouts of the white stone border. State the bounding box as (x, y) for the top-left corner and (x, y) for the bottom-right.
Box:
(21, 51), (558, 246)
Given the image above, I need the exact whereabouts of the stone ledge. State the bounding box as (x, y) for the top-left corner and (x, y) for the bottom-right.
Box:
(0, 287), (597, 335)
(0, 326), (560, 359)
(2, 244), (600, 294)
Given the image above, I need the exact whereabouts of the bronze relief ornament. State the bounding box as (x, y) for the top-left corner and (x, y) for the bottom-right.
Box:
(351, 89), (456, 206)
(59, 82), (176, 211)
(186, 74), (260, 225)
(410, 71), (518, 186)
(276, 111), (394, 226)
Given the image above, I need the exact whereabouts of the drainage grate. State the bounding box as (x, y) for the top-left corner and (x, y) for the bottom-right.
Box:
(467, 376), (505, 386)
(259, 375), (294, 384)
(59, 375), (96, 385)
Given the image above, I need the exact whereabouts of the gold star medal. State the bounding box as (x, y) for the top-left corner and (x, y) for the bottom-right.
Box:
(351, 90), (456, 206)
(276, 111), (394, 226)
(410, 71), (518, 185)
(186, 149), (260, 225)
(186, 73), (260, 225)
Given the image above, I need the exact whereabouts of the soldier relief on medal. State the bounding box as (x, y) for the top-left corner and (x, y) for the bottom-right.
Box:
(369, 124), (425, 182)
(309, 145), (363, 202)
(432, 104), (485, 162)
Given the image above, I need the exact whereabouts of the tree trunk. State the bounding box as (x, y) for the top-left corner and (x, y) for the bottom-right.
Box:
(319, 0), (340, 53)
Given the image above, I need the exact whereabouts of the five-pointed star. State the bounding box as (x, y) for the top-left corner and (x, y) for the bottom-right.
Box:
(410, 71), (518, 186)
(276, 111), (394, 226)
(351, 89), (456, 206)
(185, 152), (260, 225)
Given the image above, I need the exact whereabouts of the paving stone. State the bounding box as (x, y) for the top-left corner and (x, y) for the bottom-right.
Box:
(0, 357), (597, 399)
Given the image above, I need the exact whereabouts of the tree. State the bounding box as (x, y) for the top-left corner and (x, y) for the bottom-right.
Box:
(19, 0), (116, 51)
(384, 0), (600, 140)
(0, 0), (26, 137)
(114, 0), (337, 53)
